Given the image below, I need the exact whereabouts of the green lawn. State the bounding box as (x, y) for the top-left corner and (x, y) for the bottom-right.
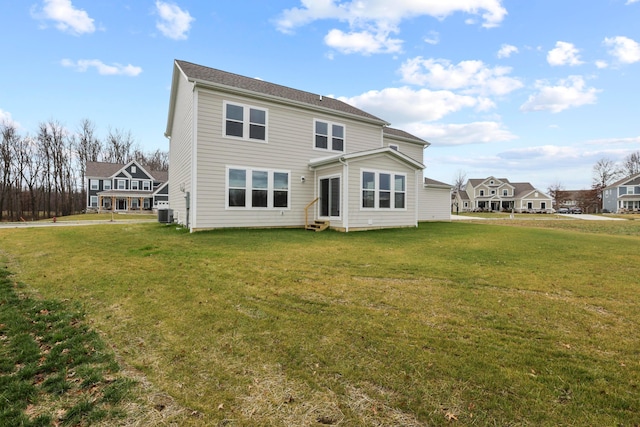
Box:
(0, 221), (639, 426)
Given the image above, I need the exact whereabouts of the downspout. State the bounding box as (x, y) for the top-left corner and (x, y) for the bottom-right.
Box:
(339, 157), (349, 232)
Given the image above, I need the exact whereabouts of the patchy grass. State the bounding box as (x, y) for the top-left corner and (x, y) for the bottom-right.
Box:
(0, 222), (639, 425)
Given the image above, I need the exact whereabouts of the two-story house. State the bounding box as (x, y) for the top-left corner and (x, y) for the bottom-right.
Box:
(602, 172), (640, 213)
(85, 160), (168, 213)
(164, 60), (449, 232)
(453, 176), (553, 213)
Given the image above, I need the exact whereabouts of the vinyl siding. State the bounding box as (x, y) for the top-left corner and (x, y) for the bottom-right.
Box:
(383, 136), (425, 165)
(191, 88), (386, 230)
(419, 187), (451, 221)
(168, 70), (194, 225)
(345, 155), (418, 230)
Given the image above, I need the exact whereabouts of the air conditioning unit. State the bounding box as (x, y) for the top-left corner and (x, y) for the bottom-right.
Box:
(158, 208), (173, 224)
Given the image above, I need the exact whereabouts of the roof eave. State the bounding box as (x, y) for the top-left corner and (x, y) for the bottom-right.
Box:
(190, 79), (390, 127)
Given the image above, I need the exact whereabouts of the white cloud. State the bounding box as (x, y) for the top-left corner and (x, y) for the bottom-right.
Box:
(406, 121), (517, 146)
(0, 109), (19, 128)
(61, 59), (142, 76)
(520, 76), (599, 113)
(547, 41), (584, 66)
(595, 60), (608, 69)
(399, 57), (523, 96)
(32, 0), (95, 35)
(324, 29), (402, 54)
(497, 44), (518, 58)
(339, 86), (492, 124)
(603, 36), (640, 64)
(424, 31), (439, 45)
(155, 1), (194, 40)
(275, 0), (507, 54)
(626, 0), (639, 4)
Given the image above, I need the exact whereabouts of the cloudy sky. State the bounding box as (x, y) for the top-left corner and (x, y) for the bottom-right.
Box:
(1, 0), (639, 190)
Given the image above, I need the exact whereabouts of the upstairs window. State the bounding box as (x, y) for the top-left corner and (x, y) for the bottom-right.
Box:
(117, 179), (126, 190)
(103, 180), (111, 190)
(224, 102), (267, 142)
(479, 190), (485, 196)
(90, 179), (99, 190)
(143, 181), (150, 191)
(503, 189), (508, 196)
(314, 120), (344, 152)
(131, 181), (139, 190)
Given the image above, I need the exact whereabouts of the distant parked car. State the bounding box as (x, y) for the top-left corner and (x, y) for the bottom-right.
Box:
(557, 207), (570, 214)
(569, 207), (582, 214)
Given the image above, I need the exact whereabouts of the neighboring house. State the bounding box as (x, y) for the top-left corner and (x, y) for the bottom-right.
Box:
(554, 189), (599, 213)
(602, 172), (640, 213)
(85, 160), (168, 213)
(420, 178), (452, 221)
(453, 176), (553, 213)
(164, 59), (440, 232)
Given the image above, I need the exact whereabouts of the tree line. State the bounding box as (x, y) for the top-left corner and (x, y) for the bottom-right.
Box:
(0, 118), (168, 222)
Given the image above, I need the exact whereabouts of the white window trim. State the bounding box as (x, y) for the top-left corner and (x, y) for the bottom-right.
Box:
(223, 101), (268, 143)
(90, 196), (98, 207)
(90, 179), (99, 190)
(143, 181), (150, 191)
(225, 166), (291, 210)
(131, 181), (139, 190)
(313, 119), (345, 153)
(131, 166), (137, 173)
(103, 180), (111, 190)
(117, 179), (126, 190)
(360, 168), (407, 211)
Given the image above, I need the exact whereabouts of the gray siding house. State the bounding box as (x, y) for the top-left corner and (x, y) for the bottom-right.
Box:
(85, 160), (168, 212)
(164, 59), (443, 232)
(602, 172), (640, 213)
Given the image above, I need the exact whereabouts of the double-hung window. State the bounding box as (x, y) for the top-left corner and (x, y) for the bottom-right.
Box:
(143, 181), (150, 191)
(314, 120), (344, 152)
(90, 179), (99, 190)
(224, 101), (267, 142)
(131, 181), (139, 190)
(103, 180), (111, 190)
(117, 179), (126, 190)
(227, 167), (289, 209)
(361, 170), (406, 209)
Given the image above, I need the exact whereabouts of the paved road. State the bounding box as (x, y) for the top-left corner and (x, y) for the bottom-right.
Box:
(451, 214), (626, 221)
(0, 219), (156, 229)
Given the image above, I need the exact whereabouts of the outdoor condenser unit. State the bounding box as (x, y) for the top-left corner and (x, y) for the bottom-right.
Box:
(158, 208), (173, 224)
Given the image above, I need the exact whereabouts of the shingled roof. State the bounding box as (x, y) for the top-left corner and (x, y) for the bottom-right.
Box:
(175, 60), (387, 124)
(383, 127), (429, 146)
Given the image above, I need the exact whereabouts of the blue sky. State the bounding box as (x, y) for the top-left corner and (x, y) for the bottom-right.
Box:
(1, 0), (639, 190)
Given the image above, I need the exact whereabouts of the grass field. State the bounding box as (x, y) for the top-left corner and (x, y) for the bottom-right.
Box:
(0, 220), (639, 425)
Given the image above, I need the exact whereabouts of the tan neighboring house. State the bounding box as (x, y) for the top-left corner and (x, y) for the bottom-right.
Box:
(164, 59), (450, 232)
(453, 176), (553, 213)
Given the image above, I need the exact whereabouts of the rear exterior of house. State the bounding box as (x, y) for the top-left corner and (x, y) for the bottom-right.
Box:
(165, 60), (434, 232)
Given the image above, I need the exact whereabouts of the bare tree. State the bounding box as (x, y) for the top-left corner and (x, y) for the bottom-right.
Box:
(452, 169), (467, 193)
(547, 181), (565, 208)
(0, 121), (18, 220)
(104, 127), (135, 164)
(592, 158), (620, 205)
(620, 151), (640, 177)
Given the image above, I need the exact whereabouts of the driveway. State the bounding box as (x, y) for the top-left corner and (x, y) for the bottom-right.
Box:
(556, 214), (626, 221)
